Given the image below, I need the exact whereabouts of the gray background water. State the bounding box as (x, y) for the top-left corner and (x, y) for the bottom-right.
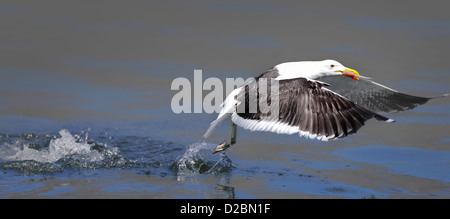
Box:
(0, 0), (449, 198)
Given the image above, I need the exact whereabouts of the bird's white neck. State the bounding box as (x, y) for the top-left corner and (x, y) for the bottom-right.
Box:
(275, 61), (328, 80)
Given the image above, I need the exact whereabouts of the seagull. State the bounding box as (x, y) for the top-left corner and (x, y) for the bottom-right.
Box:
(203, 59), (439, 153)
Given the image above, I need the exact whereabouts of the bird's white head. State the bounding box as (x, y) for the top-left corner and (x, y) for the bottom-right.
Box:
(274, 59), (360, 81)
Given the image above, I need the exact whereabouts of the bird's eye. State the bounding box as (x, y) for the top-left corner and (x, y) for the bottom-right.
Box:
(330, 64), (335, 68)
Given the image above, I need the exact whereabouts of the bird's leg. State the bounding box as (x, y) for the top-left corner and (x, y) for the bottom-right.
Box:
(212, 121), (237, 154)
(229, 121), (237, 145)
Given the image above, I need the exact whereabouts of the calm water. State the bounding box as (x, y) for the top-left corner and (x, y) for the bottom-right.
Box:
(1, 0), (450, 198)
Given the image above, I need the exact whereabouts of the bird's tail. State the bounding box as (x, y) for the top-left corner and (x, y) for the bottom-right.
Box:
(203, 113), (231, 139)
(373, 113), (395, 123)
(203, 87), (242, 139)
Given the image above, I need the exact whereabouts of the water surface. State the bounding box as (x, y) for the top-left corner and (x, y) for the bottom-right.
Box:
(1, 0), (449, 198)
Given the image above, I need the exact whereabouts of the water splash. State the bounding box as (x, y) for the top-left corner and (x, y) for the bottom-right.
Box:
(173, 141), (233, 181)
(0, 128), (233, 178)
(0, 128), (125, 174)
(1, 129), (100, 163)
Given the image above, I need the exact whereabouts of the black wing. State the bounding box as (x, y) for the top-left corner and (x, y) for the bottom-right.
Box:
(234, 76), (392, 141)
(318, 75), (431, 113)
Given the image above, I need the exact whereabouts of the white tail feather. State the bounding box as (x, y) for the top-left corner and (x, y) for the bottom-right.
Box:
(203, 113), (231, 139)
(203, 87), (242, 139)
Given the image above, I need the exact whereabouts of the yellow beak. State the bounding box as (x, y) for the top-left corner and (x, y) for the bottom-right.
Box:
(340, 67), (360, 80)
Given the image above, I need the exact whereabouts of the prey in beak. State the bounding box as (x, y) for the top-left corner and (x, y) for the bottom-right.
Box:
(336, 67), (360, 80)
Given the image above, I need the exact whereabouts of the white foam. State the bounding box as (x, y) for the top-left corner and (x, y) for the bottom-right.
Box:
(0, 129), (103, 163)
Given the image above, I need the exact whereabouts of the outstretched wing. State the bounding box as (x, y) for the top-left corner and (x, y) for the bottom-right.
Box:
(232, 77), (392, 141)
(317, 75), (431, 113)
